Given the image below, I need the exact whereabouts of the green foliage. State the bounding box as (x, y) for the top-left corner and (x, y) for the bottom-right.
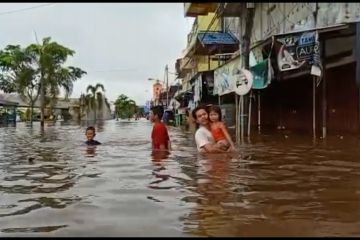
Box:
(114, 94), (138, 119)
(0, 37), (86, 125)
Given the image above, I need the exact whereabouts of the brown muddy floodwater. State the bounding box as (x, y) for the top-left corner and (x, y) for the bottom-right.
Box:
(1, 119), (360, 237)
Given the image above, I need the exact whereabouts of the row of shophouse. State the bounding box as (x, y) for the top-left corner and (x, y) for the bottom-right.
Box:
(170, 2), (360, 140)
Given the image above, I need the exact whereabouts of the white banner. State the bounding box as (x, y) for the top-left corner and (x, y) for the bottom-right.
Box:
(214, 57), (240, 96)
(193, 75), (202, 103)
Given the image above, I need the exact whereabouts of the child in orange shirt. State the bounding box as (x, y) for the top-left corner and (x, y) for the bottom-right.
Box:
(208, 105), (236, 152)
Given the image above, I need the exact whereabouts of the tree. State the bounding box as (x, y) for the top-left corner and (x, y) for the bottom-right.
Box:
(114, 94), (137, 120)
(0, 45), (39, 126)
(76, 93), (88, 121)
(27, 37), (86, 126)
(85, 83), (110, 121)
(0, 37), (86, 127)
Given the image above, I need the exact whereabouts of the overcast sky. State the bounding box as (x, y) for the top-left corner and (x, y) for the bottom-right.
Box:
(0, 3), (194, 105)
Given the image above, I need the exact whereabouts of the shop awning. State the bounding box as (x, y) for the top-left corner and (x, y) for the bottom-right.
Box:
(184, 31), (239, 57)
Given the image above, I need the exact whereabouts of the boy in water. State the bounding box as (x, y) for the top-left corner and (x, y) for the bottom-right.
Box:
(150, 105), (171, 151)
(85, 126), (101, 145)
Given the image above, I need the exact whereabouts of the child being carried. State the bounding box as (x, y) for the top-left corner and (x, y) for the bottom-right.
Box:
(208, 105), (236, 152)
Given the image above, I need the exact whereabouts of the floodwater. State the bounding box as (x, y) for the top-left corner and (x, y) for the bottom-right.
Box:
(1, 119), (360, 237)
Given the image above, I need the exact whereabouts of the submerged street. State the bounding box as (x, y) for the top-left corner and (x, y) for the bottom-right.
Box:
(1, 120), (360, 236)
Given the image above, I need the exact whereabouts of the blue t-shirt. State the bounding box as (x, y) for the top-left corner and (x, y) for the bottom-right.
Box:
(85, 140), (101, 146)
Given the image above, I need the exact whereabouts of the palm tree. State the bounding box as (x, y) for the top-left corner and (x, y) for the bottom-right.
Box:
(86, 83), (106, 121)
(72, 93), (88, 122)
(0, 38), (86, 127)
(26, 37), (86, 127)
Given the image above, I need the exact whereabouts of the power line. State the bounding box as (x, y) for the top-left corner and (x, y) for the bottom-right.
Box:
(0, 3), (56, 16)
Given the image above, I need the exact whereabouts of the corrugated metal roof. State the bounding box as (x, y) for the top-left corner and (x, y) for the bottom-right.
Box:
(197, 31), (239, 45)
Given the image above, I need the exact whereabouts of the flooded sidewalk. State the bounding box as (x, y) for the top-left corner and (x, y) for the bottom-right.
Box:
(1, 120), (360, 236)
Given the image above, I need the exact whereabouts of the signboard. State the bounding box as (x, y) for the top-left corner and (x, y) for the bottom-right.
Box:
(250, 59), (272, 89)
(276, 31), (321, 73)
(214, 58), (240, 96)
(234, 69), (253, 96)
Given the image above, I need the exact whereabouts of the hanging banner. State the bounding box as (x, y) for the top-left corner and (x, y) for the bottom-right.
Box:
(193, 75), (202, 103)
(250, 59), (272, 89)
(214, 57), (240, 96)
(276, 30), (321, 73)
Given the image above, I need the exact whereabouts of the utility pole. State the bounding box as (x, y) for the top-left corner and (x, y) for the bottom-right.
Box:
(165, 64), (169, 108)
(241, 3), (255, 142)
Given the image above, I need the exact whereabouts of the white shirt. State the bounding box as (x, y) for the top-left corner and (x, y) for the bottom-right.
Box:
(195, 126), (215, 152)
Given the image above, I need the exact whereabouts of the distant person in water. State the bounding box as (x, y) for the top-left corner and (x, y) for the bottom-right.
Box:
(85, 126), (101, 145)
(150, 105), (171, 151)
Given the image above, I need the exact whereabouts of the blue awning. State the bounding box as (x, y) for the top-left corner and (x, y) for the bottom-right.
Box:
(197, 31), (239, 45)
(193, 31), (239, 55)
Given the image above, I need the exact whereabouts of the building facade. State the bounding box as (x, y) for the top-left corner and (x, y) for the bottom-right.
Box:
(175, 3), (360, 139)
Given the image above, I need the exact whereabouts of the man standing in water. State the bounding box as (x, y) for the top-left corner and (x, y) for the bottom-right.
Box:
(150, 105), (171, 151)
(192, 105), (227, 153)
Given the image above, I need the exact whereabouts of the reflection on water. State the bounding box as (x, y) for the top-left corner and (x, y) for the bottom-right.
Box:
(85, 146), (97, 157)
(1, 120), (360, 236)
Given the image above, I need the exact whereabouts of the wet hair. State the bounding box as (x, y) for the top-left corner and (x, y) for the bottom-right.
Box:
(208, 105), (222, 121)
(191, 105), (209, 120)
(86, 126), (96, 133)
(151, 105), (164, 119)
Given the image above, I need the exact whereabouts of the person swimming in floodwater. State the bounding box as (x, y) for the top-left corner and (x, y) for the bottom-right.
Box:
(85, 126), (101, 146)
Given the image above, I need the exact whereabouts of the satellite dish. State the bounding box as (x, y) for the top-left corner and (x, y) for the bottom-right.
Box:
(234, 68), (253, 95)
